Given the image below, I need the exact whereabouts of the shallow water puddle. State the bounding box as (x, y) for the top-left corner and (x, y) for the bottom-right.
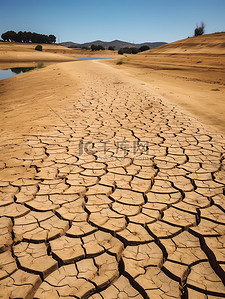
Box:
(75, 57), (112, 60)
(0, 67), (35, 81)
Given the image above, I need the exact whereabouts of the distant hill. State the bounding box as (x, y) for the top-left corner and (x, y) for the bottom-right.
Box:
(60, 40), (167, 50)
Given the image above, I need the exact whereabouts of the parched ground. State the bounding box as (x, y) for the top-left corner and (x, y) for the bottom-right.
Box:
(0, 61), (225, 298)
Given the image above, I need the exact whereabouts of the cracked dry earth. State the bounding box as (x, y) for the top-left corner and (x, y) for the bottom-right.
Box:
(0, 61), (225, 299)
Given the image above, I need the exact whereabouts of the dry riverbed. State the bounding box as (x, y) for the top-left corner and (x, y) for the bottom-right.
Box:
(0, 60), (224, 298)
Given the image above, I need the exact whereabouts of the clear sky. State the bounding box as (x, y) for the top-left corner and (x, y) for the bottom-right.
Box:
(1, 0), (225, 44)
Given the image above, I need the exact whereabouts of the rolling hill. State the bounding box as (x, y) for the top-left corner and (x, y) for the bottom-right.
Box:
(140, 32), (225, 54)
(60, 39), (167, 50)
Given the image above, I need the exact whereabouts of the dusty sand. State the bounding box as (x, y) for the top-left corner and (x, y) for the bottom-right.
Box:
(104, 33), (225, 134)
(0, 59), (225, 298)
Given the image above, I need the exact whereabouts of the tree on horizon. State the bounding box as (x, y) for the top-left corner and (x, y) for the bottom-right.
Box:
(1, 31), (56, 44)
(194, 22), (205, 36)
(91, 44), (105, 51)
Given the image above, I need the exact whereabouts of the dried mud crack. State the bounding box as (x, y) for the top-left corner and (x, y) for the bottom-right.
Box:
(0, 61), (225, 298)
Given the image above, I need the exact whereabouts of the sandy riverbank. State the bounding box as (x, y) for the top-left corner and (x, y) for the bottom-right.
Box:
(0, 62), (80, 140)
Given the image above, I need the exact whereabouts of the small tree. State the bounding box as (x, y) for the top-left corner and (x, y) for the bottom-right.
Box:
(49, 34), (56, 43)
(97, 45), (105, 50)
(139, 45), (150, 52)
(130, 47), (139, 54)
(1, 31), (17, 42)
(1, 32), (9, 41)
(194, 22), (205, 36)
(118, 47), (139, 55)
(91, 44), (105, 51)
(108, 46), (115, 51)
(91, 44), (97, 51)
(118, 49), (124, 55)
(35, 45), (42, 51)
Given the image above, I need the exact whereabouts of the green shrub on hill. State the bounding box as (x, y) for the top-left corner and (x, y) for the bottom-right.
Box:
(35, 45), (42, 51)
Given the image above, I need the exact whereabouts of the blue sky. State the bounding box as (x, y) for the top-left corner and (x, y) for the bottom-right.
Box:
(1, 0), (225, 43)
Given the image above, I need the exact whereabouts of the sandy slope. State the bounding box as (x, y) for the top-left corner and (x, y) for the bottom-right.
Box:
(147, 32), (225, 54)
(0, 62), (79, 140)
(0, 42), (77, 64)
(0, 42), (119, 67)
(0, 60), (225, 298)
(105, 33), (225, 134)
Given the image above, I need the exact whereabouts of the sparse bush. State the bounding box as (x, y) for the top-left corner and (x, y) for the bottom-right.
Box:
(130, 47), (139, 54)
(91, 44), (97, 51)
(194, 22), (205, 36)
(37, 62), (44, 68)
(116, 60), (123, 65)
(35, 45), (42, 51)
(118, 47), (139, 55)
(108, 46), (115, 51)
(91, 44), (105, 51)
(139, 45), (150, 52)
